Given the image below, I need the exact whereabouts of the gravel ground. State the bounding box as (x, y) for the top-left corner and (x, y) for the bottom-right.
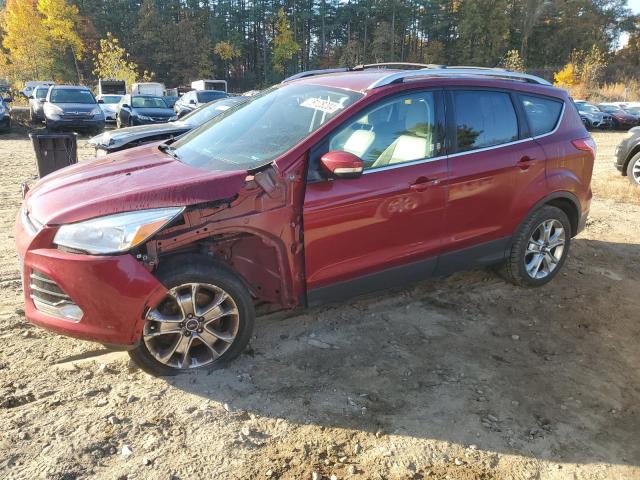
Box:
(0, 127), (638, 480)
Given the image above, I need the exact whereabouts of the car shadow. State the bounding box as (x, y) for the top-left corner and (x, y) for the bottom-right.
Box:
(167, 238), (640, 467)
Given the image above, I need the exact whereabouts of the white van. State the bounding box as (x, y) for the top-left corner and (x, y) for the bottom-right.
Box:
(131, 82), (165, 97)
(191, 79), (228, 93)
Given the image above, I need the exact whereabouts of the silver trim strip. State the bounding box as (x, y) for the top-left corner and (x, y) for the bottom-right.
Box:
(367, 68), (552, 90)
(29, 283), (71, 299)
(30, 272), (57, 285)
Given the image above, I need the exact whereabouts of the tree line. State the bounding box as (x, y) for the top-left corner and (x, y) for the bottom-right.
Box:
(0, 0), (638, 91)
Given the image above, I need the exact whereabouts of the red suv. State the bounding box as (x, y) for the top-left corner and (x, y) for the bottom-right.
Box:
(16, 65), (594, 375)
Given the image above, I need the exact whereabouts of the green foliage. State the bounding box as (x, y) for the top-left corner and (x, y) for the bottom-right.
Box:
(92, 33), (150, 87)
(1, 0), (636, 89)
(273, 9), (300, 74)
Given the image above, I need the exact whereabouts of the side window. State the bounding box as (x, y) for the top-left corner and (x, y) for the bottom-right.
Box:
(520, 95), (563, 136)
(327, 91), (438, 171)
(452, 90), (518, 153)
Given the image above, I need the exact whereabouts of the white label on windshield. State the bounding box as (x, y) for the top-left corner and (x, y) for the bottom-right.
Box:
(215, 105), (231, 111)
(300, 97), (343, 114)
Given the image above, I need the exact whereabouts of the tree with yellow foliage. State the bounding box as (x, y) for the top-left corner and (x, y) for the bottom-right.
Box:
(2, 0), (52, 82)
(38, 0), (84, 81)
(553, 63), (577, 88)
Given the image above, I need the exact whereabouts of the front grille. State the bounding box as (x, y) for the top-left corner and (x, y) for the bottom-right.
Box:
(29, 269), (82, 321)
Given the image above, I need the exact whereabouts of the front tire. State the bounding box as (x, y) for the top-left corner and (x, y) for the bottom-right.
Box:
(626, 152), (640, 186)
(129, 254), (255, 376)
(500, 205), (571, 287)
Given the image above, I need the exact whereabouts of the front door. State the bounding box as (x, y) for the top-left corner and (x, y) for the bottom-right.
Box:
(303, 90), (449, 305)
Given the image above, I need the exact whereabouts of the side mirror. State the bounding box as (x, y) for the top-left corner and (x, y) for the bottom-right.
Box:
(97, 99), (104, 104)
(121, 104), (129, 109)
(189, 99), (196, 105)
(320, 150), (364, 179)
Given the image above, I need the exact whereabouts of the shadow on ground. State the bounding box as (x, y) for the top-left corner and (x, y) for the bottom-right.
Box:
(164, 238), (640, 468)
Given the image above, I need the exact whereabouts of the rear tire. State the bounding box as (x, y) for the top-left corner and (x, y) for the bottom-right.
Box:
(129, 254), (255, 376)
(626, 152), (640, 186)
(499, 206), (571, 287)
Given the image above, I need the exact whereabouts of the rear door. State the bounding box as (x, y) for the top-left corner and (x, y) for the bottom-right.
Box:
(303, 89), (449, 304)
(438, 88), (547, 274)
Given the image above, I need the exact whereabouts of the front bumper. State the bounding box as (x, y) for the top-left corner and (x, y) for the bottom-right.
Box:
(15, 211), (167, 345)
(46, 117), (106, 131)
(131, 117), (172, 126)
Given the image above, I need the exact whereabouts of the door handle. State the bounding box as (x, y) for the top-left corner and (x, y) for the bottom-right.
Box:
(409, 176), (440, 191)
(518, 156), (535, 170)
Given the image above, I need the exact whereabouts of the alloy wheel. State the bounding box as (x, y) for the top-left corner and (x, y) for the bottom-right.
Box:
(524, 219), (565, 279)
(632, 158), (640, 185)
(143, 283), (239, 369)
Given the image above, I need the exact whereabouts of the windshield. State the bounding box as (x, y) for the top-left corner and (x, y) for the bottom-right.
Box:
(35, 88), (48, 99)
(131, 96), (168, 108)
(577, 103), (600, 113)
(101, 95), (122, 104)
(172, 84), (363, 171)
(598, 105), (621, 113)
(50, 89), (96, 104)
(196, 91), (227, 103)
(181, 98), (247, 126)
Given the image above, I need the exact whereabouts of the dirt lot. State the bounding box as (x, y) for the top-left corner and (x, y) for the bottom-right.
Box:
(0, 127), (638, 480)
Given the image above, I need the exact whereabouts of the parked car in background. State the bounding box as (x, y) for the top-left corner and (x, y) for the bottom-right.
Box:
(116, 94), (177, 127)
(89, 96), (248, 155)
(131, 82), (165, 97)
(574, 101), (613, 130)
(16, 66), (594, 375)
(43, 85), (105, 134)
(21, 81), (54, 98)
(614, 127), (640, 186)
(29, 85), (50, 123)
(621, 105), (640, 121)
(0, 96), (11, 133)
(597, 103), (638, 130)
(163, 95), (179, 109)
(173, 90), (228, 117)
(96, 94), (123, 123)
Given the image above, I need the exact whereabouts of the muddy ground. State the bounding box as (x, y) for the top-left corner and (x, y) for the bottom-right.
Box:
(0, 126), (638, 480)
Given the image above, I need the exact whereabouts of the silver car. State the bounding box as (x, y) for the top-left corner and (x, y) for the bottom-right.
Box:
(96, 94), (124, 123)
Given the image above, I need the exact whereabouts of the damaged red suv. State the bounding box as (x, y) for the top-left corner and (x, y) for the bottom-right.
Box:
(16, 65), (594, 375)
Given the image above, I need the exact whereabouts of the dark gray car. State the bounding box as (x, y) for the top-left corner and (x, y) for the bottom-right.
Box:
(89, 96), (248, 155)
(44, 85), (105, 133)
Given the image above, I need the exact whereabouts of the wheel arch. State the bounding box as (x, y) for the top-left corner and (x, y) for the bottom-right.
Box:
(623, 144), (640, 176)
(519, 191), (581, 238)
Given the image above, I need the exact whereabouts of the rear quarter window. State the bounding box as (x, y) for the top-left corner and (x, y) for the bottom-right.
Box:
(452, 90), (518, 152)
(520, 95), (563, 136)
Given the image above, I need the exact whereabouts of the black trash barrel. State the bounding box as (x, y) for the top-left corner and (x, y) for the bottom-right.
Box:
(29, 132), (78, 178)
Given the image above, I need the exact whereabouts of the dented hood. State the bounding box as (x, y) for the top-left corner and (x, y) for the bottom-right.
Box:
(26, 142), (247, 225)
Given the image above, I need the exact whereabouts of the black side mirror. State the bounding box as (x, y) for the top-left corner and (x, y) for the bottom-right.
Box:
(189, 99), (196, 105)
(121, 104), (129, 109)
(97, 99), (104, 104)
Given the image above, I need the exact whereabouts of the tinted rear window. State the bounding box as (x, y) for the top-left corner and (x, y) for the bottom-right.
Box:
(521, 95), (563, 136)
(197, 91), (227, 103)
(131, 96), (168, 108)
(453, 90), (518, 152)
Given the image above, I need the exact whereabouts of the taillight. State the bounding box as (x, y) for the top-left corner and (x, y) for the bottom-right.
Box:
(572, 137), (597, 155)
